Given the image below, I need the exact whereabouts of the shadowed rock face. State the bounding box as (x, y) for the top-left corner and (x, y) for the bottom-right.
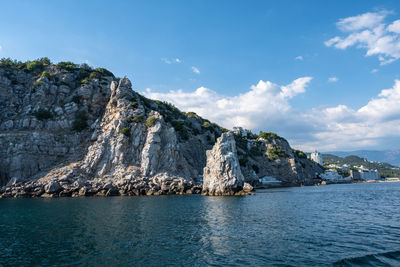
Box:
(202, 132), (247, 196)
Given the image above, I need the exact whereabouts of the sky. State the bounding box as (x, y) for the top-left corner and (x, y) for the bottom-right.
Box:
(1, 0), (400, 152)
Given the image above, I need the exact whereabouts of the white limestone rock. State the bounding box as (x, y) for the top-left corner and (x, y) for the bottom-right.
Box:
(202, 132), (245, 196)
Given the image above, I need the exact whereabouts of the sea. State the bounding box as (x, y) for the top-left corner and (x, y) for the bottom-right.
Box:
(1, 182), (400, 266)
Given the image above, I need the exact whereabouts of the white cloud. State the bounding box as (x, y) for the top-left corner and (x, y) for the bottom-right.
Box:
(371, 68), (379, 73)
(336, 11), (387, 32)
(191, 66), (200, 74)
(161, 58), (171, 64)
(325, 10), (400, 65)
(144, 77), (312, 130)
(328, 76), (339, 82)
(175, 58), (182, 63)
(299, 79), (400, 151)
(295, 56), (303, 60)
(143, 78), (400, 151)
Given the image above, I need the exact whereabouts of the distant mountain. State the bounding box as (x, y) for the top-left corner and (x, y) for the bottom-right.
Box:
(325, 150), (400, 167)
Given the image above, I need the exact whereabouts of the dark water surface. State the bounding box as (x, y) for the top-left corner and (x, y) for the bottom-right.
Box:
(1, 182), (400, 266)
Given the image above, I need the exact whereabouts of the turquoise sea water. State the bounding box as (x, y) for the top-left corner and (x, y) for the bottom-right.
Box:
(1, 182), (400, 266)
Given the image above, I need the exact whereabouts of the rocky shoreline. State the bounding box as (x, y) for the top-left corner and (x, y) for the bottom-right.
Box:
(0, 176), (203, 198)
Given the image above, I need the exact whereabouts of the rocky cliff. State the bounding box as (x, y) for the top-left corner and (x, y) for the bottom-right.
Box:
(0, 58), (323, 198)
(202, 132), (248, 196)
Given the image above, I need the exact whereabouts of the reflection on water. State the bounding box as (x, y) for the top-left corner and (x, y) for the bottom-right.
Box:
(1, 183), (400, 266)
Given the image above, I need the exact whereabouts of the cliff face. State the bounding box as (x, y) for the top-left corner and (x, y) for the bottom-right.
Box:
(234, 133), (323, 186)
(0, 59), (323, 198)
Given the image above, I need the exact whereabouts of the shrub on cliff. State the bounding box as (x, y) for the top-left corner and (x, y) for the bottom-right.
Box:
(145, 116), (157, 128)
(0, 57), (50, 73)
(57, 61), (77, 71)
(33, 108), (53, 120)
(133, 114), (144, 123)
(72, 111), (88, 132)
(267, 146), (286, 160)
(119, 127), (131, 136)
(40, 71), (53, 79)
(130, 101), (139, 108)
(293, 149), (307, 159)
(34, 80), (43, 87)
(258, 131), (286, 142)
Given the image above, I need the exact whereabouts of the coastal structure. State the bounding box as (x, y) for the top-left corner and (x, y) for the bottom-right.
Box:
(320, 170), (343, 182)
(310, 150), (323, 165)
(350, 169), (380, 181)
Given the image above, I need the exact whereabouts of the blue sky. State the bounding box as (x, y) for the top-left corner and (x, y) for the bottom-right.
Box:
(2, 0), (400, 151)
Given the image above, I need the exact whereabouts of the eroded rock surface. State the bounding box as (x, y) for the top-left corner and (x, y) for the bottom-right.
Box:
(202, 132), (248, 196)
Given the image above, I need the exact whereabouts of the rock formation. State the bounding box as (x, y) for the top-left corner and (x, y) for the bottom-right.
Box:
(202, 132), (247, 196)
(0, 58), (323, 198)
(233, 132), (324, 187)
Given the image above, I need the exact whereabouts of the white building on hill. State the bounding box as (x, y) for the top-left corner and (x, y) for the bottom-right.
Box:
(310, 150), (323, 165)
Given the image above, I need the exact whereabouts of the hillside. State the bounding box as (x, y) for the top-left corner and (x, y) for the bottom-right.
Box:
(322, 154), (400, 178)
(0, 57), (323, 197)
(326, 150), (400, 167)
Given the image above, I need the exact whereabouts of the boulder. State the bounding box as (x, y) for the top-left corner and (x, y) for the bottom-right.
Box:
(44, 180), (62, 194)
(243, 182), (254, 192)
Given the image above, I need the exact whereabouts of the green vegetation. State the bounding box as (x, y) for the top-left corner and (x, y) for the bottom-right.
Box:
(119, 127), (131, 137)
(145, 116), (157, 128)
(171, 120), (189, 140)
(72, 111), (88, 132)
(57, 61), (77, 71)
(249, 145), (264, 157)
(34, 80), (43, 87)
(246, 130), (258, 140)
(40, 71), (53, 79)
(293, 149), (307, 159)
(130, 101), (139, 108)
(267, 146), (286, 160)
(81, 78), (89, 84)
(202, 121), (211, 128)
(258, 131), (286, 142)
(234, 133), (248, 152)
(0, 57), (51, 74)
(133, 114), (144, 123)
(33, 108), (53, 120)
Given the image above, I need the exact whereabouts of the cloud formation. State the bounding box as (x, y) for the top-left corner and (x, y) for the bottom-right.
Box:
(328, 77), (338, 82)
(295, 56), (303, 60)
(191, 66), (200, 74)
(325, 10), (400, 65)
(143, 78), (400, 151)
(144, 77), (313, 137)
(161, 58), (171, 64)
